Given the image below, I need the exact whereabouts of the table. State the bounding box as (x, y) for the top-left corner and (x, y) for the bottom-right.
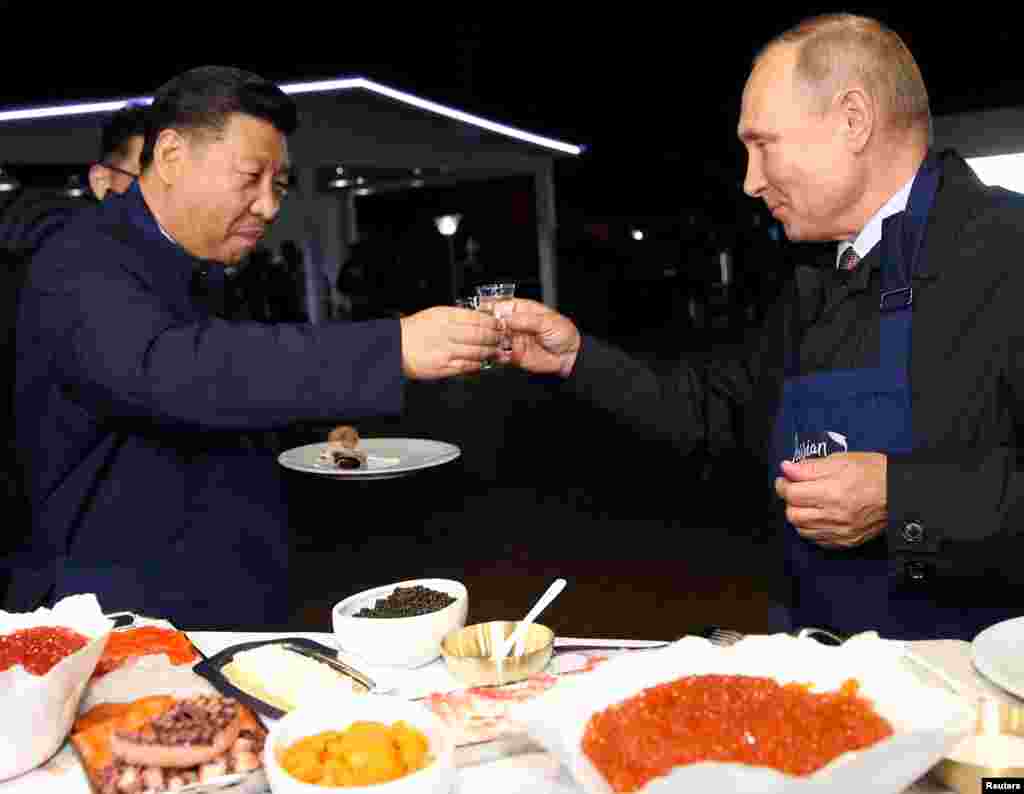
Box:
(4, 632), (1019, 794)
(187, 632), (1024, 794)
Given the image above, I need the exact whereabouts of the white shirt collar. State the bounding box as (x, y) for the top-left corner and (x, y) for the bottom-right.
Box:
(156, 221), (177, 246)
(155, 219), (236, 275)
(836, 176), (915, 268)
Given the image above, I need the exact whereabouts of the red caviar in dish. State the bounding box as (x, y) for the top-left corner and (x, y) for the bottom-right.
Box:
(582, 674), (893, 792)
(0, 625), (90, 675)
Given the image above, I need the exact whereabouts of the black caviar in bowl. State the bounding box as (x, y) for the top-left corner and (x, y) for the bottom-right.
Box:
(354, 585), (456, 618)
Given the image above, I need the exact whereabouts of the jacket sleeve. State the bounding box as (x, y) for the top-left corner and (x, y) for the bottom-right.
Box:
(886, 449), (1024, 587)
(885, 327), (1024, 588)
(563, 282), (794, 459)
(44, 260), (404, 431)
(884, 194), (1024, 590)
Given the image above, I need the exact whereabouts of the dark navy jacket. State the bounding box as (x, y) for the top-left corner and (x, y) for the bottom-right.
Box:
(8, 183), (403, 627)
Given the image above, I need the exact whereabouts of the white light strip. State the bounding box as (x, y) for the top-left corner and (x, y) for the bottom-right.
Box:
(967, 153), (1024, 194)
(280, 77), (584, 156)
(0, 97), (152, 123)
(0, 76), (583, 156)
(278, 78), (364, 95)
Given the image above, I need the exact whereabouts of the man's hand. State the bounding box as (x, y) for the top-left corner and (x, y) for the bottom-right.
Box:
(774, 452), (888, 549)
(495, 298), (581, 378)
(399, 306), (501, 380)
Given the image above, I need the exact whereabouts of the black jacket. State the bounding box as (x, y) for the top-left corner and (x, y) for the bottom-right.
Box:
(567, 151), (1024, 604)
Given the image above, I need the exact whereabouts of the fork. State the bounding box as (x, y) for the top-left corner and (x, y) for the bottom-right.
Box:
(704, 626), (847, 647)
(705, 627), (746, 647)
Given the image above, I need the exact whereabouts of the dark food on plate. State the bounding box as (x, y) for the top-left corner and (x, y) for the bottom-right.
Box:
(354, 585), (456, 618)
(582, 675), (893, 793)
(0, 625), (89, 675)
(72, 694), (267, 794)
(324, 425), (368, 470)
(91, 626), (199, 679)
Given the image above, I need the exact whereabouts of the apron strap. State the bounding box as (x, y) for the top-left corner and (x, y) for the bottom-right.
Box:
(880, 154), (942, 313)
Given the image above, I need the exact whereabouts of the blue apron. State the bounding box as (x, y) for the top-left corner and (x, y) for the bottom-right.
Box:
(771, 157), (1016, 641)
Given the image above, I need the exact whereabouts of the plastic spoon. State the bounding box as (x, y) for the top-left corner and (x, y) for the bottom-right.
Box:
(495, 578), (567, 660)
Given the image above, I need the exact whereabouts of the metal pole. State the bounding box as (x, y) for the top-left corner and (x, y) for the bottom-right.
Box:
(534, 166), (559, 309)
(448, 235), (457, 302)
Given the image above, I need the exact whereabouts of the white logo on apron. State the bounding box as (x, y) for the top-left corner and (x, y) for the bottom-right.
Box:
(792, 431), (848, 462)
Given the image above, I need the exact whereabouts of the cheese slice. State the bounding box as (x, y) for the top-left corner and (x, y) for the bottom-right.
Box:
(222, 644), (363, 712)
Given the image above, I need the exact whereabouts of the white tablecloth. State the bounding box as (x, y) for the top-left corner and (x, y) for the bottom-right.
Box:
(186, 632), (1024, 794)
(3, 631), (1018, 794)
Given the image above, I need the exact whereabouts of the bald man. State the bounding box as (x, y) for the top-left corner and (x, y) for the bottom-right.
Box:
(501, 13), (1024, 641)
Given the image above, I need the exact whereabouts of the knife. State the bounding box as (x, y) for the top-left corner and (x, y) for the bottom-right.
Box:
(281, 643), (378, 693)
(553, 642), (671, 653)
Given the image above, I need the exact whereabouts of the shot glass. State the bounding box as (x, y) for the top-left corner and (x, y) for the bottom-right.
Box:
(475, 282), (516, 365)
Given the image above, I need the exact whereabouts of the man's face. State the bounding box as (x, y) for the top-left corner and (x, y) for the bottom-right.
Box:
(172, 113), (290, 265)
(90, 134), (143, 200)
(108, 134), (144, 195)
(738, 44), (861, 242)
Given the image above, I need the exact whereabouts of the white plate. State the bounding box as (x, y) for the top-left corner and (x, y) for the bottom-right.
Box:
(277, 439), (461, 480)
(971, 615), (1024, 699)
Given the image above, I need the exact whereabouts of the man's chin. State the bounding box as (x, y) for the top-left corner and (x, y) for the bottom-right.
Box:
(215, 244), (254, 266)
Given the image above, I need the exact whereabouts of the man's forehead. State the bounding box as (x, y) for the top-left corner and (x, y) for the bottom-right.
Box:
(222, 113), (290, 169)
(739, 45), (798, 132)
(747, 45), (797, 100)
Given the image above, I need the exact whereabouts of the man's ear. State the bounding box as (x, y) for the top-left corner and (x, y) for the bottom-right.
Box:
(152, 128), (188, 186)
(88, 164), (110, 200)
(836, 86), (874, 153)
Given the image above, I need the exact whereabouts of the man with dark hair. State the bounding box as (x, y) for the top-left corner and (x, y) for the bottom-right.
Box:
(10, 66), (500, 628)
(0, 105), (148, 260)
(88, 103), (148, 200)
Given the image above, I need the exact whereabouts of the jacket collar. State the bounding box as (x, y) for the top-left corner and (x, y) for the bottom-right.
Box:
(106, 182), (230, 314)
(829, 148), (982, 294)
(914, 148), (992, 280)
(794, 149), (984, 325)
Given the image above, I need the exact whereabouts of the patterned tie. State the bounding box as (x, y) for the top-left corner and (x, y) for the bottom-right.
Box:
(838, 246), (860, 272)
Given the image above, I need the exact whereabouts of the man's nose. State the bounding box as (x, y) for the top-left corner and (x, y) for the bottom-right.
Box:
(743, 151), (766, 198)
(251, 181), (281, 222)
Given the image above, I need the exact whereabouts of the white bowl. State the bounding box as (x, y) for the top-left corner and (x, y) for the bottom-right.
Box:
(332, 579), (468, 668)
(264, 694), (455, 794)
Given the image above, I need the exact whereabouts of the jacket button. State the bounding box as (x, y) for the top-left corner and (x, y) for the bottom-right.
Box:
(905, 561), (928, 582)
(902, 521), (924, 543)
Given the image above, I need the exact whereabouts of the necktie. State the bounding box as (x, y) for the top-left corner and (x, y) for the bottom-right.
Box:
(838, 246), (860, 272)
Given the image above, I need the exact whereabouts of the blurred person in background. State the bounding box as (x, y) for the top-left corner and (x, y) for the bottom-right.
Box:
(88, 103), (148, 200)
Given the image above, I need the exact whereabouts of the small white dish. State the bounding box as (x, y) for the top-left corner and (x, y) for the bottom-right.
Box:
(264, 694), (455, 793)
(333, 579), (468, 669)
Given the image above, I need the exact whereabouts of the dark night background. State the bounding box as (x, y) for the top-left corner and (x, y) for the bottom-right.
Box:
(3, 9), (1023, 217)
(4, 9), (1024, 632)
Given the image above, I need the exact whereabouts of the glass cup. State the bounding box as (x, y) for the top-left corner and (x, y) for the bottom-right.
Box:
(475, 283), (515, 367)
(454, 296), (484, 375)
